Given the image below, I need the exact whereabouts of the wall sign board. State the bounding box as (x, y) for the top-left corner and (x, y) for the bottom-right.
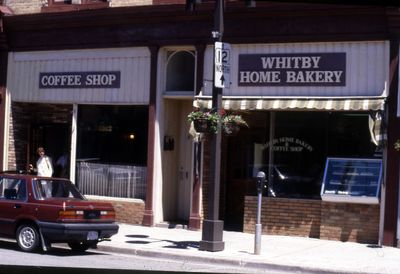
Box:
(39, 71), (121, 89)
(320, 158), (382, 204)
(238, 53), (346, 87)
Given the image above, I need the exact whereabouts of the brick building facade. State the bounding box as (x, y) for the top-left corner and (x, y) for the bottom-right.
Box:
(0, 1), (399, 248)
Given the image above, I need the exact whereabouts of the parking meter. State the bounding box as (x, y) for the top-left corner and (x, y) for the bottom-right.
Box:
(256, 171), (266, 193)
(254, 171), (265, 255)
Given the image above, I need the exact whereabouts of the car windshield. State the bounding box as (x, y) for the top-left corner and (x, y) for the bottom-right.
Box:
(33, 179), (85, 200)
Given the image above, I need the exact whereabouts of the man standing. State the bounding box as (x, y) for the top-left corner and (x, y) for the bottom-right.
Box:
(33, 147), (53, 177)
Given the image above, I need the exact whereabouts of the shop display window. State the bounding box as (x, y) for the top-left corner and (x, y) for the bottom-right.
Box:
(320, 158), (382, 204)
(75, 105), (148, 199)
(76, 105), (148, 165)
(229, 111), (382, 200)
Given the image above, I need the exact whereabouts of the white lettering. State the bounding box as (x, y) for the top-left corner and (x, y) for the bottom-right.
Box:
(275, 58), (286, 69)
(240, 71), (282, 83)
(302, 57), (312, 69)
(250, 71), (260, 83)
(311, 56), (321, 68)
(40, 72), (118, 88)
(286, 71), (296, 83)
(285, 70), (343, 83)
(333, 71), (343, 83)
(260, 56), (323, 69)
(239, 71), (251, 83)
(271, 71), (280, 83)
(41, 76), (49, 86)
(85, 74), (118, 86)
(261, 57), (275, 69)
(291, 57), (302, 69)
(109, 74), (116, 84)
(40, 75), (82, 86)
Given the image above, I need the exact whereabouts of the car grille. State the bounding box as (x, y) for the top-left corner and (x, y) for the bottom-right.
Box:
(84, 210), (100, 219)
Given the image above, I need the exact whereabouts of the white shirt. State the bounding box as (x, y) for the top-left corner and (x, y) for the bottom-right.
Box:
(37, 156), (53, 177)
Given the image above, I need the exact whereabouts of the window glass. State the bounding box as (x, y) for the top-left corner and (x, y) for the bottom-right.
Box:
(77, 105), (148, 165)
(0, 178), (27, 200)
(166, 51), (195, 92)
(228, 111), (381, 199)
(33, 179), (84, 200)
(75, 105), (148, 199)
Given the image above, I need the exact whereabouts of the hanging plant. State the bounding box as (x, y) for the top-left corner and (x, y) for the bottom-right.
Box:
(394, 139), (400, 151)
(221, 113), (249, 135)
(188, 109), (249, 135)
(187, 109), (220, 133)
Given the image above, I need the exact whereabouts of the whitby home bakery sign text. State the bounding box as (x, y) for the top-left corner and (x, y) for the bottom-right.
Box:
(238, 53), (346, 86)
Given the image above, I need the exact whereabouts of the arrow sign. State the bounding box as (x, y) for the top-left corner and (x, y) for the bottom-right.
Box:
(220, 74), (225, 86)
(214, 42), (231, 88)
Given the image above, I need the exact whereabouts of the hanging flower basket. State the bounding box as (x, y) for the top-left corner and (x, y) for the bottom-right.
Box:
(222, 114), (249, 136)
(187, 109), (219, 134)
(193, 118), (212, 133)
(187, 109), (248, 135)
(223, 122), (241, 136)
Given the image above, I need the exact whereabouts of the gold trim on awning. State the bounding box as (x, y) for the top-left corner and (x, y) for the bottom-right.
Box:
(193, 97), (385, 111)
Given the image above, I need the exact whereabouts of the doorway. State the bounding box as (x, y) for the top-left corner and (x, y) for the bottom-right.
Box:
(29, 123), (71, 178)
(162, 99), (193, 224)
(223, 111), (269, 231)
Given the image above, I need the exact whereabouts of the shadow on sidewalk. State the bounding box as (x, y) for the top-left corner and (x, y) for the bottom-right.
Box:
(125, 234), (199, 249)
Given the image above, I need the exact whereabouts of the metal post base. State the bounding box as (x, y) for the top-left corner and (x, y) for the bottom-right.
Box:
(254, 223), (262, 255)
(199, 219), (225, 252)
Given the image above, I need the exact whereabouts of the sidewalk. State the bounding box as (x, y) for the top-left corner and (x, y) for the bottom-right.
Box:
(96, 223), (400, 274)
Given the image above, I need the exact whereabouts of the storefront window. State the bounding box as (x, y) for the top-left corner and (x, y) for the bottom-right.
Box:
(75, 105), (148, 199)
(229, 111), (380, 200)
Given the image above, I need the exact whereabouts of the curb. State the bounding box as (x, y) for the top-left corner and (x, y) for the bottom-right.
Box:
(95, 244), (365, 274)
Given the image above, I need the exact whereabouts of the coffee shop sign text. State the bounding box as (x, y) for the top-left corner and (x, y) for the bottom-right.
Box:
(39, 71), (121, 89)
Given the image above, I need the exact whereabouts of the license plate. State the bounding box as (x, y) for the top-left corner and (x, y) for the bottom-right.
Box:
(84, 211), (100, 219)
(87, 231), (98, 241)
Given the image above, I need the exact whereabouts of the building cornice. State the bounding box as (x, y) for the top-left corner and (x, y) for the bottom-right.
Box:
(1, 2), (398, 52)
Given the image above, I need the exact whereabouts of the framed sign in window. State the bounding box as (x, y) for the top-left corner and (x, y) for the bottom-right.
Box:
(320, 158), (382, 204)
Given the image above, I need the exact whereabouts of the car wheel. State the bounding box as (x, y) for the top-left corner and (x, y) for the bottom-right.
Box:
(16, 224), (40, 252)
(68, 241), (96, 252)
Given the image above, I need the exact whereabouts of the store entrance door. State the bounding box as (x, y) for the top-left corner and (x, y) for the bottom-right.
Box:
(29, 123), (70, 178)
(223, 111), (270, 231)
(161, 99), (193, 225)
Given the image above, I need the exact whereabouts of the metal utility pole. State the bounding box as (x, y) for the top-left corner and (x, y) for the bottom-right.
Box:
(199, 0), (225, 252)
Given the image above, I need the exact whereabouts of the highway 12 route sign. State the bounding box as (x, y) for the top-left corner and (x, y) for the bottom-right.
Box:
(214, 42), (231, 89)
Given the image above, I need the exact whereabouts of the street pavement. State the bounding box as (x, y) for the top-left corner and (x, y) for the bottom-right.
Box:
(96, 223), (400, 274)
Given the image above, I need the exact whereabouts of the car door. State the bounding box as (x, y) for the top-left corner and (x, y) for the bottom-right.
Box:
(0, 177), (28, 236)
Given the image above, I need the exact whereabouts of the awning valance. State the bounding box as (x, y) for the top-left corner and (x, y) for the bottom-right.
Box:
(193, 97), (385, 111)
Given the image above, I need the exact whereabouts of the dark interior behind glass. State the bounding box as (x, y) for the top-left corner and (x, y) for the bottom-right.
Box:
(226, 111), (381, 199)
